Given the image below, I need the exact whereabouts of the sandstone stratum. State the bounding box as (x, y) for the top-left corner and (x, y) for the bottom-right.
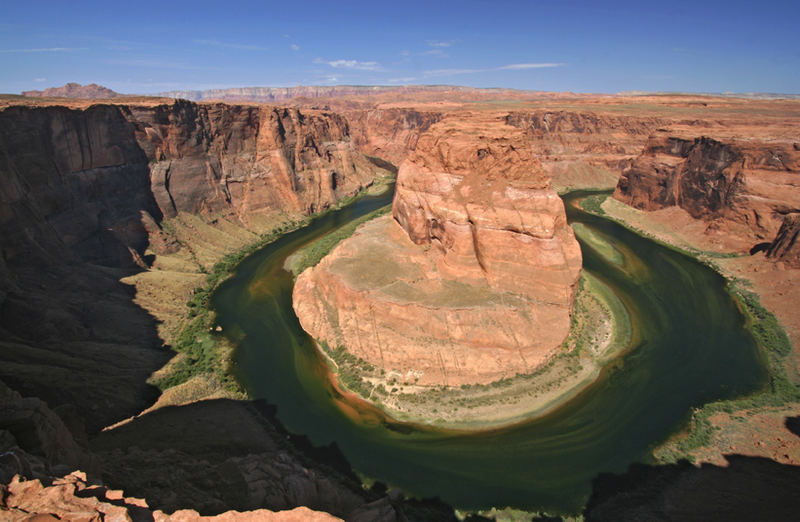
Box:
(293, 115), (582, 387)
(614, 133), (800, 251)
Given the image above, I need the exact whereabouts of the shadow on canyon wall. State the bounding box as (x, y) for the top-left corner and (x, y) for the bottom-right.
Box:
(0, 104), (174, 432)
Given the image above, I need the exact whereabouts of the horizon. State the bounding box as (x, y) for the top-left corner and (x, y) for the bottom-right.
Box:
(1, 0), (799, 95)
(15, 81), (800, 100)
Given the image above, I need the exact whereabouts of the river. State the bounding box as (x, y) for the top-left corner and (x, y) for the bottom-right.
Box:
(211, 187), (766, 514)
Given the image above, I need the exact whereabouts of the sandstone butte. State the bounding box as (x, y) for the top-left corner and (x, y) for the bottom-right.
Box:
(293, 115), (582, 386)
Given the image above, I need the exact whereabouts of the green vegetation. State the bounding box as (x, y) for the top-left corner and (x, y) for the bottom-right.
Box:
(579, 193), (608, 215)
(585, 193), (798, 462)
(659, 282), (797, 462)
(151, 219), (306, 392)
(319, 341), (377, 398)
(286, 204), (391, 276)
(151, 178), (394, 393)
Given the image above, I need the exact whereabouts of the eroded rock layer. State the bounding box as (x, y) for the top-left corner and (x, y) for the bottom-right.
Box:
(614, 134), (800, 243)
(768, 213), (800, 267)
(294, 116), (582, 386)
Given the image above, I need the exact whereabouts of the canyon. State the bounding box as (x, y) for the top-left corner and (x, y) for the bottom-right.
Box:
(1, 87), (800, 519)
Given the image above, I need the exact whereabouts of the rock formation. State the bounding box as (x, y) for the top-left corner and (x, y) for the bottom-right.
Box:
(293, 116), (582, 386)
(22, 82), (121, 99)
(344, 108), (441, 165)
(614, 134), (800, 244)
(767, 213), (800, 267)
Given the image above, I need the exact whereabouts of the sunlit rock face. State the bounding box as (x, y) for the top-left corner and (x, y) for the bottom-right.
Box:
(294, 116), (582, 386)
(614, 134), (800, 244)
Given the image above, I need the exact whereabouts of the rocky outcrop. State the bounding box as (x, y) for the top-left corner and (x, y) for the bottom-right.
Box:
(614, 135), (800, 243)
(767, 213), (800, 267)
(0, 380), (94, 483)
(294, 116), (582, 386)
(1, 471), (342, 521)
(391, 118), (581, 302)
(22, 82), (121, 99)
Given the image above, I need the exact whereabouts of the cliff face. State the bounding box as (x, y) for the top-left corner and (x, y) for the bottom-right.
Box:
(0, 101), (389, 432)
(614, 135), (800, 242)
(343, 108), (441, 165)
(294, 116), (582, 386)
(0, 102), (385, 270)
(391, 118), (581, 302)
(767, 213), (800, 267)
(506, 110), (663, 188)
(131, 102), (383, 223)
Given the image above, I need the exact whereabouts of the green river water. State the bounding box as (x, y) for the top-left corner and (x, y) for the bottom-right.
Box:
(211, 187), (767, 514)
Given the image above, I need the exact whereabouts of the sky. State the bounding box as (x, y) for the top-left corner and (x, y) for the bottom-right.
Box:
(1, 0), (798, 95)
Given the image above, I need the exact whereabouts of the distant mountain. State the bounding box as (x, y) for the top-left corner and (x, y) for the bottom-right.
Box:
(22, 82), (121, 99)
(155, 84), (520, 103)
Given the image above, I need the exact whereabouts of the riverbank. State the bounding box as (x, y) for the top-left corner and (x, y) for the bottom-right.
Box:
(115, 176), (396, 419)
(579, 193), (800, 465)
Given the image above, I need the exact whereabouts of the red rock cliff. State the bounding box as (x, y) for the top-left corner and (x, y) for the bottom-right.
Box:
(343, 108), (441, 165)
(614, 134), (800, 243)
(767, 213), (800, 267)
(0, 101), (388, 431)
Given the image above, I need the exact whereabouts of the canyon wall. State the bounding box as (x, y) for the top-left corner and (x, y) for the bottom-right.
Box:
(294, 116), (582, 386)
(343, 108), (441, 165)
(614, 134), (800, 244)
(0, 100), (403, 519)
(506, 110), (664, 188)
(0, 100), (388, 431)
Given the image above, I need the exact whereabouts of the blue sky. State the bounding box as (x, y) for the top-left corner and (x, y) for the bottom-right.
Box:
(1, 0), (798, 94)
